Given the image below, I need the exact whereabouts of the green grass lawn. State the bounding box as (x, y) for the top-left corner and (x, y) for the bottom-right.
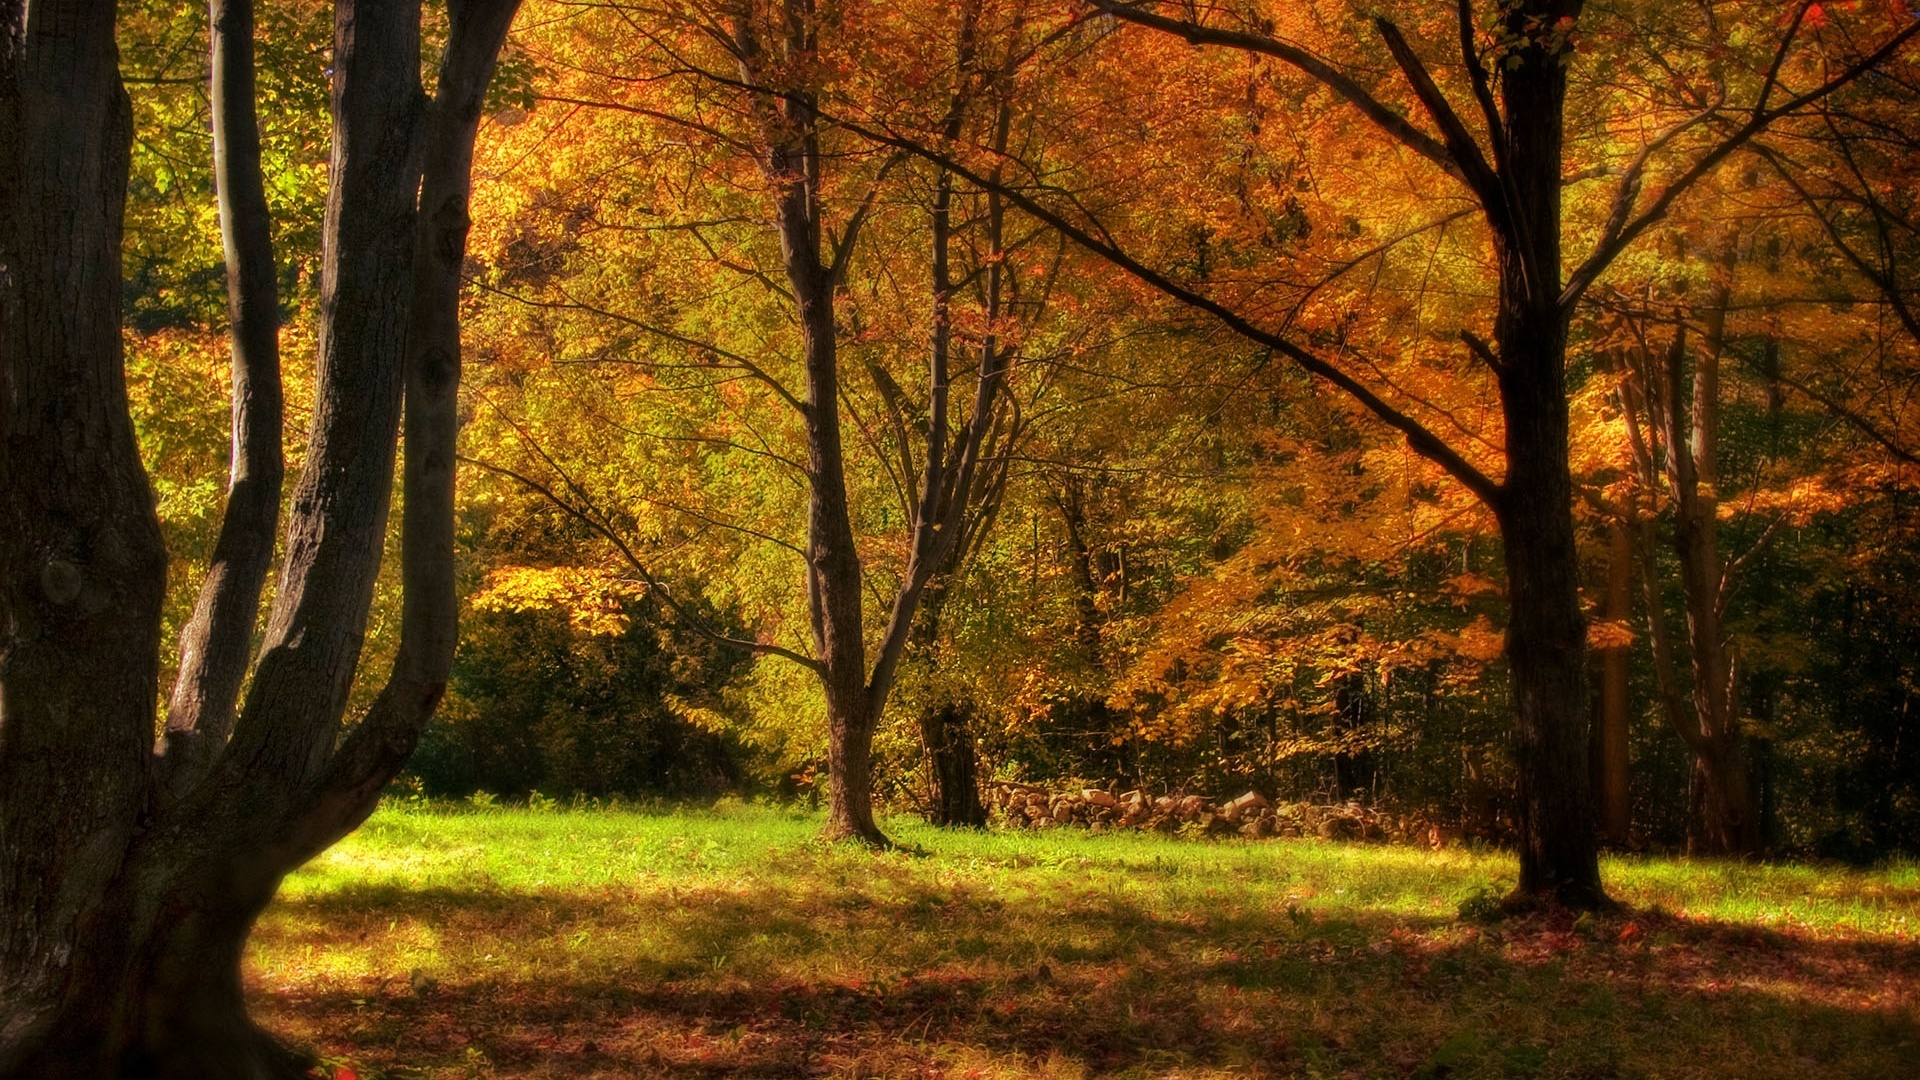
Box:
(251, 804), (1920, 1079)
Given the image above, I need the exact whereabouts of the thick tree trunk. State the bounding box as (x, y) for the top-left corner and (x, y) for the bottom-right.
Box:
(1495, 451), (1604, 908)
(1, 1), (519, 1072)
(1488, 1), (1606, 911)
(0, 2), (169, 1056)
(823, 682), (886, 843)
(5, 852), (301, 1079)
(1491, 296), (1603, 908)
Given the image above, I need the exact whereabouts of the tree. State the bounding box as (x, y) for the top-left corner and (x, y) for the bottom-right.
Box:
(846, 0), (1919, 906)
(457, 0), (1048, 845)
(0, 0), (519, 1073)
(1607, 280), (1769, 856)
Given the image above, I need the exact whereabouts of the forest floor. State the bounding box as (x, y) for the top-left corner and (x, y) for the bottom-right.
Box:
(252, 804), (1920, 1080)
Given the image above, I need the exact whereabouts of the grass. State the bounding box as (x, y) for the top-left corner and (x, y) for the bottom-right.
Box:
(251, 804), (1920, 1079)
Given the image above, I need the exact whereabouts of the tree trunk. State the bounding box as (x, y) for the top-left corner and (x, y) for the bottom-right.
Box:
(1671, 273), (1762, 857)
(1332, 669), (1371, 802)
(1490, 251), (1605, 907)
(921, 700), (986, 827)
(1596, 522), (1632, 846)
(1615, 269), (1763, 858)
(158, 0), (285, 800)
(0, 1), (170, 1056)
(1488, 0), (1606, 910)
(822, 680), (886, 844)
(0, 1), (520, 1072)
(1691, 736), (1760, 856)
(1495, 451), (1605, 908)
(789, 165), (885, 848)
(4, 849), (301, 1079)
(738, 0), (1012, 847)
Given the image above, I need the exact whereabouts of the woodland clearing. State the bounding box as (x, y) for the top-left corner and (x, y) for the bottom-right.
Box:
(255, 805), (1920, 1079)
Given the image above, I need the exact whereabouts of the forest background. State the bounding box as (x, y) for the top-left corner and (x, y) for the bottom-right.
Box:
(120, 0), (1920, 862)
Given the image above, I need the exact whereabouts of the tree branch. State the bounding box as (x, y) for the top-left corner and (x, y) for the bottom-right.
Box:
(460, 454), (822, 672)
(835, 116), (1504, 507)
(1562, 15), (1920, 309)
(1095, 2), (1465, 182)
(1373, 16), (1501, 211)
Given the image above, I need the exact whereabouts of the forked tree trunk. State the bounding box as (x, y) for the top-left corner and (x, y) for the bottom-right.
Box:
(738, 0), (1010, 846)
(0, 1), (520, 1074)
(1615, 270), (1763, 858)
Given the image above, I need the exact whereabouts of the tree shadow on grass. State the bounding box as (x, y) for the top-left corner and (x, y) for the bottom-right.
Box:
(252, 880), (1920, 1079)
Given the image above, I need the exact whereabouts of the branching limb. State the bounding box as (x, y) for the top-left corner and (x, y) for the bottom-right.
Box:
(461, 454), (822, 672)
(836, 116), (1504, 507)
(1562, 15), (1920, 309)
(1094, 2), (1465, 182)
(1373, 16), (1501, 212)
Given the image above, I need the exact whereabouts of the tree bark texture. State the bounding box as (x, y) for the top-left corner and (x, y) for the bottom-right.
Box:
(1487, 0), (1606, 909)
(159, 0), (286, 801)
(0, 1), (521, 1074)
(0, 1), (169, 1054)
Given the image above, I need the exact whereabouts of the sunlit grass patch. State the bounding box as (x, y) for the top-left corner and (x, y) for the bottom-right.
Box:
(253, 806), (1920, 1079)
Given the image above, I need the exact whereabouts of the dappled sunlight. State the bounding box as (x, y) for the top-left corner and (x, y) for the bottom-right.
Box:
(249, 808), (1919, 1078)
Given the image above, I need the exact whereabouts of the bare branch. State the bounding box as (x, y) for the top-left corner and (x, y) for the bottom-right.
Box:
(1373, 16), (1500, 209)
(1456, 0), (1504, 169)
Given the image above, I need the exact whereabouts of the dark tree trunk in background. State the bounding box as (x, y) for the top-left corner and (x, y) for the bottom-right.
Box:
(921, 700), (986, 827)
(910, 574), (987, 828)
(1616, 266), (1762, 859)
(1594, 523), (1633, 847)
(1672, 274), (1761, 856)
(0, 1), (521, 1074)
(1332, 670), (1371, 801)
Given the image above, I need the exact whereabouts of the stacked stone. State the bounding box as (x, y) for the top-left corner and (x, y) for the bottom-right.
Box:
(981, 782), (1453, 846)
